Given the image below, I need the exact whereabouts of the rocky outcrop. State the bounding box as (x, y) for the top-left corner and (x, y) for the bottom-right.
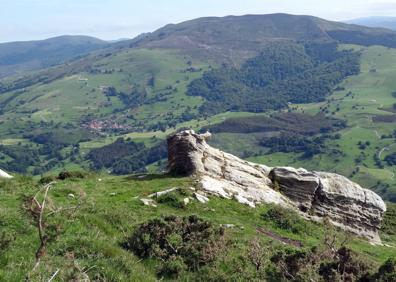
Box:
(0, 169), (13, 179)
(168, 130), (291, 208)
(167, 130), (387, 243)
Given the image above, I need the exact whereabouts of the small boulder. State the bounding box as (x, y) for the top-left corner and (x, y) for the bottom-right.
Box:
(148, 187), (179, 198)
(140, 198), (157, 207)
(234, 194), (255, 208)
(194, 192), (209, 203)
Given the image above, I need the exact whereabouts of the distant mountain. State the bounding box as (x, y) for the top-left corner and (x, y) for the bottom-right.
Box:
(107, 38), (131, 43)
(126, 13), (396, 64)
(0, 35), (108, 78)
(346, 17), (396, 31)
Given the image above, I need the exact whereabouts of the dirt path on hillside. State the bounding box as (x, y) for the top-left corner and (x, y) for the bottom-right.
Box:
(256, 227), (303, 247)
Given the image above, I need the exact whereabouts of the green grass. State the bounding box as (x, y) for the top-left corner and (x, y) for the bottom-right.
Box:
(0, 174), (395, 281)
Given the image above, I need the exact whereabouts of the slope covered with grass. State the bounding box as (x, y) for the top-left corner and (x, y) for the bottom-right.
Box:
(0, 174), (395, 281)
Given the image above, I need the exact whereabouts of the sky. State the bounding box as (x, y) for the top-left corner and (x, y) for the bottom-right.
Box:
(1, 0), (396, 43)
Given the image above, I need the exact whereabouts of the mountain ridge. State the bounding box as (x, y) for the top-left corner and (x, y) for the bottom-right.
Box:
(346, 16), (396, 31)
(0, 35), (109, 78)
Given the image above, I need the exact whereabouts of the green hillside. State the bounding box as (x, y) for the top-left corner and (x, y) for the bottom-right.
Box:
(1, 175), (395, 281)
(238, 45), (396, 202)
(1, 14), (396, 204)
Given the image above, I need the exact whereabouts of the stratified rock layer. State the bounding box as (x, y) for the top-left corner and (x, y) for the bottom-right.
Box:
(167, 130), (387, 243)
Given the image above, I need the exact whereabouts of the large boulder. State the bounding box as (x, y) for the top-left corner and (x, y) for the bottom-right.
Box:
(0, 169), (13, 179)
(168, 130), (291, 208)
(167, 130), (387, 243)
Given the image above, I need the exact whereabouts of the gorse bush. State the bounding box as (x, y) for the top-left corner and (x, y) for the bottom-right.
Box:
(157, 188), (193, 209)
(157, 193), (186, 209)
(39, 170), (87, 184)
(261, 205), (308, 234)
(268, 245), (374, 281)
(369, 258), (396, 281)
(57, 170), (86, 180)
(124, 215), (226, 278)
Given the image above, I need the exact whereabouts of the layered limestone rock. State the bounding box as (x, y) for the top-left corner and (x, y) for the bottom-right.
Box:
(311, 172), (386, 243)
(0, 169), (13, 179)
(167, 130), (387, 243)
(168, 130), (291, 208)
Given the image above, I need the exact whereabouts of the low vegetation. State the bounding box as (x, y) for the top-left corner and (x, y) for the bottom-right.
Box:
(0, 174), (395, 281)
(124, 215), (226, 278)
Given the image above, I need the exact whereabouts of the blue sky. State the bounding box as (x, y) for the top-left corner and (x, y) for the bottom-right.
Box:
(1, 0), (396, 42)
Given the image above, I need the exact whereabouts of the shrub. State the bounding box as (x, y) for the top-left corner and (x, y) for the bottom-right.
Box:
(157, 193), (185, 209)
(57, 171), (86, 180)
(124, 215), (225, 277)
(318, 246), (369, 282)
(269, 248), (310, 280)
(261, 205), (307, 234)
(38, 175), (56, 185)
(369, 258), (396, 281)
(267, 246), (372, 281)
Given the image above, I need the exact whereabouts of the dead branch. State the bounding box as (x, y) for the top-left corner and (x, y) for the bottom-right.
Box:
(47, 269), (60, 282)
(32, 182), (54, 272)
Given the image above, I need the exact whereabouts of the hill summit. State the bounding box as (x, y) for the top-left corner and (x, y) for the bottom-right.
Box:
(129, 13), (396, 63)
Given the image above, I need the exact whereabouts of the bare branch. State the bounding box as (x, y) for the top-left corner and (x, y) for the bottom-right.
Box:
(47, 269), (60, 282)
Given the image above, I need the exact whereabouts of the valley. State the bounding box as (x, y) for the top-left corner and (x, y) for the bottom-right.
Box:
(1, 11), (396, 281)
(3, 42), (395, 201)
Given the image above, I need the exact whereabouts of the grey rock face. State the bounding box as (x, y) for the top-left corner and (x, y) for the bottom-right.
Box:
(311, 172), (386, 243)
(269, 167), (320, 212)
(167, 130), (387, 243)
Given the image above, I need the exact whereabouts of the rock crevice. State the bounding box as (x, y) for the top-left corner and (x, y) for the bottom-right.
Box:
(167, 130), (387, 243)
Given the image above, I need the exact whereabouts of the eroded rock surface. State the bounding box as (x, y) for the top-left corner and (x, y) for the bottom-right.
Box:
(167, 130), (387, 243)
(168, 130), (291, 208)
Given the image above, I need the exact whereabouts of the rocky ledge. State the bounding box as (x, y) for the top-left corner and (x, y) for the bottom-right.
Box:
(167, 130), (387, 244)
